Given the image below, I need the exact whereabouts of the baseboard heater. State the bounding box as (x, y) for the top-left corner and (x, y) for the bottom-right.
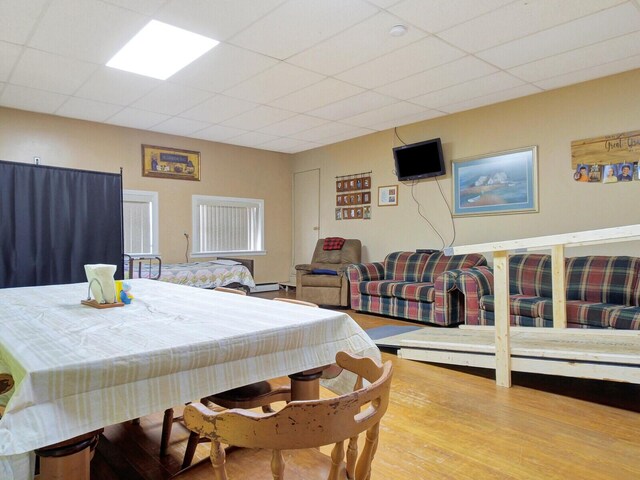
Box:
(251, 283), (280, 293)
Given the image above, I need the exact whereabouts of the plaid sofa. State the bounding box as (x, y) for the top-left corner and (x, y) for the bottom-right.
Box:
(347, 251), (487, 326)
(456, 254), (640, 329)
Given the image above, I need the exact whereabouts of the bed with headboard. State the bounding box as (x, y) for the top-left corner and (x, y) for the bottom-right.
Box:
(124, 256), (255, 292)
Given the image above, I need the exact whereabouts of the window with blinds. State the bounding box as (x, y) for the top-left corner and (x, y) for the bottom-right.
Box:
(123, 190), (158, 255)
(192, 195), (264, 256)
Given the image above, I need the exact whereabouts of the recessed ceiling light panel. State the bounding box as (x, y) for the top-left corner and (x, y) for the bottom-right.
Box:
(107, 20), (219, 80)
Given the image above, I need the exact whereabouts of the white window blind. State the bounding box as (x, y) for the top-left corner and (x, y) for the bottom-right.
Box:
(192, 195), (264, 256)
(123, 190), (158, 255)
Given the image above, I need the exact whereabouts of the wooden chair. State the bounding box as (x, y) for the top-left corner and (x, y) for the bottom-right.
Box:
(272, 297), (319, 308)
(162, 290), (311, 466)
(183, 351), (393, 480)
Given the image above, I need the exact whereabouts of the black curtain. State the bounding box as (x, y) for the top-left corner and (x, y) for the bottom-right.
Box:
(0, 160), (123, 288)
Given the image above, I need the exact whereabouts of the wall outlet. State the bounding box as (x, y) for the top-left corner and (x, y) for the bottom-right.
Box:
(33, 156), (41, 165)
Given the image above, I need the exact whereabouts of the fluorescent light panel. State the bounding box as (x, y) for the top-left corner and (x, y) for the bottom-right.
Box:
(107, 20), (218, 80)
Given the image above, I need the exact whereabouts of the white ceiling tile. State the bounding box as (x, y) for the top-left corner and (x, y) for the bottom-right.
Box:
(0, 42), (23, 82)
(375, 56), (498, 100)
(28, 0), (147, 63)
(412, 72), (526, 109)
(336, 37), (465, 89)
(157, 0), (288, 41)
(287, 11), (427, 76)
(10, 48), (99, 95)
(75, 67), (161, 105)
(315, 126), (377, 145)
(170, 43), (278, 94)
(389, 0), (513, 33)
(509, 31), (640, 83)
(55, 97), (123, 122)
(220, 105), (296, 130)
(342, 101), (426, 128)
(366, 0), (403, 8)
(439, 0), (627, 53)
(292, 122), (373, 142)
(257, 137), (319, 153)
(534, 54), (640, 91)
(478, 3), (640, 69)
(269, 78), (363, 113)
(132, 83), (213, 116)
(226, 131), (280, 148)
(223, 63), (325, 104)
(180, 95), (257, 123)
(0, 84), (67, 113)
(367, 109), (444, 132)
(149, 117), (211, 136)
(0, 0), (49, 44)
(105, 107), (170, 130)
(258, 114), (328, 136)
(191, 124), (249, 143)
(439, 84), (542, 114)
(308, 91), (396, 121)
(229, 0), (378, 59)
(100, 0), (168, 16)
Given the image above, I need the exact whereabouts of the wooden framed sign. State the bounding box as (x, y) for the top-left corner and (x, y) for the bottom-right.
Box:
(571, 130), (640, 169)
(142, 144), (200, 181)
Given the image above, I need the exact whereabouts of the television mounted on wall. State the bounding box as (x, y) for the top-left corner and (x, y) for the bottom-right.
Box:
(393, 137), (445, 181)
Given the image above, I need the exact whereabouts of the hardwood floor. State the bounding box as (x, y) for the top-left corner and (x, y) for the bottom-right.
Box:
(91, 290), (640, 479)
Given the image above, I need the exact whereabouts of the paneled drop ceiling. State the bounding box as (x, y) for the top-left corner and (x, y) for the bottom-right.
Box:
(2, 0), (640, 153)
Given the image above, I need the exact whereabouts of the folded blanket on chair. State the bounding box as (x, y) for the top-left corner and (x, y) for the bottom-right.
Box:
(323, 237), (346, 250)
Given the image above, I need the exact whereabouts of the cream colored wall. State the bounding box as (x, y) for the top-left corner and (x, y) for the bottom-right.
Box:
(292, 69), (640, 263)
(0, 107), (292, 283)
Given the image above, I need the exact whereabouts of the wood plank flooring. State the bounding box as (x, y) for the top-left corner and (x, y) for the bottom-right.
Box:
(90, 291), (640, 479)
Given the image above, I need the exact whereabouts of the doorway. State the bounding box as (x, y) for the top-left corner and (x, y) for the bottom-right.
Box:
(291, 168), (320, 284)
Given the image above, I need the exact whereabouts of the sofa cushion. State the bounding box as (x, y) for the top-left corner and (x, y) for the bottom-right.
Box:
(391, 282), (435, 302)
(566, 256), (640, 306)
(508, 254), (553, 297)
(563, 301), (626, 328)
(383, 251), (429, 282)
(480, 294), (548, 319)
(608, 307), (640, 329)
(421, 251), (487, 283)
(358, 280), (399, 297)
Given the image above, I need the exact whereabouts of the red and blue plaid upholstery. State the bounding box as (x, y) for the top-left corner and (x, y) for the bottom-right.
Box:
(347, 250), (487, 326)
(323, 237), (346, 250)
(457, 254), (640, 329)
(383, 251), (429, 282)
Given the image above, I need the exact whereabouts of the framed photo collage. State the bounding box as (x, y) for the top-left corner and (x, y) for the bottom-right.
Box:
(335, 174), (371, 220)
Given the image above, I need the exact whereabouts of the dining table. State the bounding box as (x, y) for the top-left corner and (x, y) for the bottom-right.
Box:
(0, 279), (380, 479)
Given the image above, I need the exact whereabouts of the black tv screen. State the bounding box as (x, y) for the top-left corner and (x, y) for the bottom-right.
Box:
(393, 138), (445, 181)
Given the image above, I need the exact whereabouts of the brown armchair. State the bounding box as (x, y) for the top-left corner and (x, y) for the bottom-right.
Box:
(295, 239), (361, 307)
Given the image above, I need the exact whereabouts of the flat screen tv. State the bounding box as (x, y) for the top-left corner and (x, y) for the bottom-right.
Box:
(393, 138), (445, 181)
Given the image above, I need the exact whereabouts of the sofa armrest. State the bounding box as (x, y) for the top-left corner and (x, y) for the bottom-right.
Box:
(456, 266), (494, 325)
(433, 268), (472, 326)
(346, 262), (384, 282)
(346, 262), (384, 311)
(295, 263), (313, 272)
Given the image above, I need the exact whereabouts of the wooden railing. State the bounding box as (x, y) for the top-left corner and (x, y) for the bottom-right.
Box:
(444, 224), (640, 387)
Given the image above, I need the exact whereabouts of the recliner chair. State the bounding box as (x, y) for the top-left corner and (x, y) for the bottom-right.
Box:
(295, 238), (361, 307)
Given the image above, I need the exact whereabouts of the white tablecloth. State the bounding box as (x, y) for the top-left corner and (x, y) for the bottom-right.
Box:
(0, 279), (379, 479)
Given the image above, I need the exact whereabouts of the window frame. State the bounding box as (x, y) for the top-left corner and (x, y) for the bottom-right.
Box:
(191, 194), (265, 257)
(122, 189), (159, 257)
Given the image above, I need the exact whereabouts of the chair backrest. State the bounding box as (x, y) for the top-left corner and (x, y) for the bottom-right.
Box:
(311, 239), (362, 266)
(184, 351), (393, 480)
(214, 286), (247, 295)
(272, 298), (319, 307)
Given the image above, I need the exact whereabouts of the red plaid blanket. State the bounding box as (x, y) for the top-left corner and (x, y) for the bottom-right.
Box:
(323, 237), (346, 250)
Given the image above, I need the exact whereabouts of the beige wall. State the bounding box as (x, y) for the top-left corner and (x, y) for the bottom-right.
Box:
(292, 69), (640, 263)
(0, 107), (293, 283)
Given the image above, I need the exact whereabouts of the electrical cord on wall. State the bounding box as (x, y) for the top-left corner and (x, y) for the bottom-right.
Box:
(184, 233), (190, 263)
(393, 127), (457, 248)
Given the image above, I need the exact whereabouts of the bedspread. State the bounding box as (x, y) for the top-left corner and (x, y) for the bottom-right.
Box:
(128, 260), (256, 289)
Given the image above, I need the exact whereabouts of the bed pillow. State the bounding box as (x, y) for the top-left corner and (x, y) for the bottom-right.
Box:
(312, 268), (338, 275)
